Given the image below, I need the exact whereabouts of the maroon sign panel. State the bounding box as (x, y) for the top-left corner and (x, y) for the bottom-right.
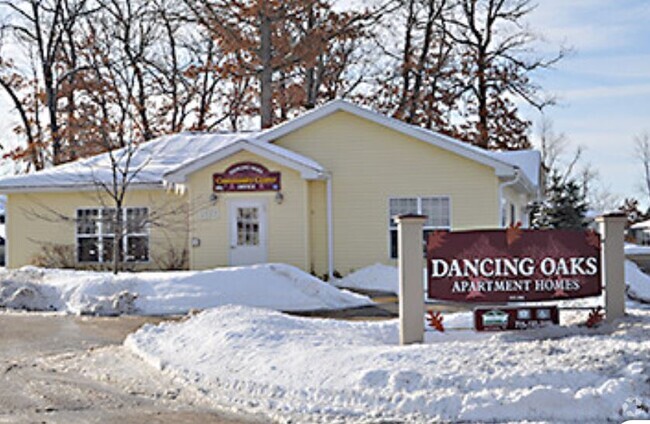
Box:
(474, 306), (559, 332)
(427, 228), (602, 303)
(213, 162), (281, 192)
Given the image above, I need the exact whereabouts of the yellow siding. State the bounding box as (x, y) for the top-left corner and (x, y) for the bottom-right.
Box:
(308, 180), (328, 278)
(6, 189), (187, 270)
(275, 111), (501, 274)
(186, 150), (309, 270)
(502, 186), (530, 226)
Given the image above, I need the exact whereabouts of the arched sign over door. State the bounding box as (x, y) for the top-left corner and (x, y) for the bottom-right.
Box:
(213, 162), (281, 192)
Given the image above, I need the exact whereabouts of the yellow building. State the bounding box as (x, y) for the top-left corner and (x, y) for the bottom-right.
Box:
(0, 100), (541, 278)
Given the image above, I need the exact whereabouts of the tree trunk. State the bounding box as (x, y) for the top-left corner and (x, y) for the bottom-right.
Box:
(113, 205), (122, 275)
(407, 0), (438, 123)
(259, 9), (273, 129)
(397, 0), (416, 118)
(476, 49), (489, 149)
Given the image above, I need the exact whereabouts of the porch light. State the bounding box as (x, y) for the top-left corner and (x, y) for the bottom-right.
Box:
(209, 193), (219, 205)
(275, 191), (284, 204)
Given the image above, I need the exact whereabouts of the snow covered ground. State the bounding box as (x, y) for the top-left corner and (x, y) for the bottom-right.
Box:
(334, 263), (399, 294)
(625, 243), (650, 256)
(626, 259), (650, 303)
(0, 264), (372, 315)
(126, 304), (650, 423)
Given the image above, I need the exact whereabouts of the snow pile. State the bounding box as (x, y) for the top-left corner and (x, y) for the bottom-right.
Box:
(626, 260), (650, 303)
(126, 305), (650, 422)
(625, 243), (650, 256)
(0, 264), (372, 315)
(335, 263), (398, 294)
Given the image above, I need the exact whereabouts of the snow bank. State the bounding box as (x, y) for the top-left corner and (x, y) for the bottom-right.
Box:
(0, 264), (372, 315)
(334, 263), (398, 294)
(126, 305), (650, 422)
(626, 260), (650, 303)
(625, 243), (650, 256)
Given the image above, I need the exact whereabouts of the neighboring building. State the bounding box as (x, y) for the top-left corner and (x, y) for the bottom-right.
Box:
(628, 219), (650, 245)
(0, 100), (542, 278)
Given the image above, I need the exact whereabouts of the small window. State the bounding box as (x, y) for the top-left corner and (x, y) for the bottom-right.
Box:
(389, 197), (450, 258)
(77, 237), (99, 262)
(76, 207), (149, 264)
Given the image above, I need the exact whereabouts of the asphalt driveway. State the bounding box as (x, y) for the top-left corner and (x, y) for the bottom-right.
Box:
(0, 313), (261, 424)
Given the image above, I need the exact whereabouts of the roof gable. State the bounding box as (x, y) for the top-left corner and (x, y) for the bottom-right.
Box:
(163, 138), (327, 185)
(258, 99), (520, 179)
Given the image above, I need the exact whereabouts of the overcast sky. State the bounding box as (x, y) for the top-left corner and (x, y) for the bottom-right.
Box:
(1, 0), (649, 206)
(523, 0), (650, 206)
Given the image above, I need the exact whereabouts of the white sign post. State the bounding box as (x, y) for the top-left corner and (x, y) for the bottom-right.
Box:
(396, 214), (426, 345)
(596, 212), (627, 322)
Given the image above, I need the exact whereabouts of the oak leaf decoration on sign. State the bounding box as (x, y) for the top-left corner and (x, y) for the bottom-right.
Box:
(506, 222), (523, 246)
(427, 311), (445, 332)
(586, 306), (605, 328)
(427, 230), (447, 254)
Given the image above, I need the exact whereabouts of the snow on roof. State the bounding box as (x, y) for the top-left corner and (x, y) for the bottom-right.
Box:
(0, 132), (245, 191)
(491, 150), (542, 188)
(0, 132), (325, 192)
(630, 219), (650, 230)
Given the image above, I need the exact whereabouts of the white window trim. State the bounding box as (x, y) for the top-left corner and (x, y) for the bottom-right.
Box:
(75, 207), (150, 264)
(387, 196), (452, 259)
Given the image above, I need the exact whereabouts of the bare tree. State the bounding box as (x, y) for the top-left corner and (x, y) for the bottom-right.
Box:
(537, 116), (583, 185)
(184, 0), (379, 128)
(449, 0), (567, 150)
(0, 0), (95, 166)
(635, 131), (650, 203)
(370, 0), (459, 132)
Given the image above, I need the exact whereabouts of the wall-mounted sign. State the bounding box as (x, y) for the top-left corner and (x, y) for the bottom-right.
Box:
(474, 306), (559, 331)
(427, 228), (602, 303)
(213, 162), (281, 192)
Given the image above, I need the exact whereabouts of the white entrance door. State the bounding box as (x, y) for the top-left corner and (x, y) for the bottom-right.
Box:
(229, 200), (267, 266)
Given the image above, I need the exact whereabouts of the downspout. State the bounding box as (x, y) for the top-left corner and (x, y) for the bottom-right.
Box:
(498, 169), (520, 228)
(326, 175), (334, 281)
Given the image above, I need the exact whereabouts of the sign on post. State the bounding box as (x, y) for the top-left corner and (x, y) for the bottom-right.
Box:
(427, 228), (602, 303)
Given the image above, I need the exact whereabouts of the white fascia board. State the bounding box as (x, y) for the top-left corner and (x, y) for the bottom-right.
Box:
(0, 181), (164, 194)
(164, 140), (326, 184)
(498, 170), (538, 197)
(258, 99), (518, 178)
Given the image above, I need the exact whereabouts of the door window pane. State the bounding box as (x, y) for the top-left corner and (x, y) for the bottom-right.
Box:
(237, 207), (260, 246)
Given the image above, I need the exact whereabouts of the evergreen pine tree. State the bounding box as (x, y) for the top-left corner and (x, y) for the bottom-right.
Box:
(531, 172), (588, 229)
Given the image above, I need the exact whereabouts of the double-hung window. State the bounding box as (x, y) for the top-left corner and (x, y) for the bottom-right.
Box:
(76, 207), (149, 263)
(389, 197), (450, 258)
